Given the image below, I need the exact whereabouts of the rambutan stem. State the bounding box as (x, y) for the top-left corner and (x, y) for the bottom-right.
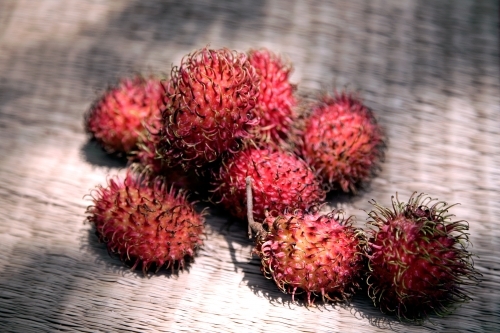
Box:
(246, 176), (265, 239)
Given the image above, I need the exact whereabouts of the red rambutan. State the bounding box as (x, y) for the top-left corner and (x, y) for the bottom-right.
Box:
(86, 171), (205, 274)
(299, 92), (384, 193)
(365, 192), (481, 322)
(158, 47), (261, 171)
(211, 145), (325, 222)
(246, 177), (366, 305)
(85, 75), (166, 155)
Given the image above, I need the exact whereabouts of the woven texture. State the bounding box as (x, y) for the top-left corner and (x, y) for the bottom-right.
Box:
(0, 0), (499, 332)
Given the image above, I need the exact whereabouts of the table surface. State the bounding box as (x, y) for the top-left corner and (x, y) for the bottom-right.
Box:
(0, 1), (499, 332)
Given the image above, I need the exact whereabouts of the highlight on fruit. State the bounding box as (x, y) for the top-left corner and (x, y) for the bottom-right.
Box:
(246, 176), (366, 306)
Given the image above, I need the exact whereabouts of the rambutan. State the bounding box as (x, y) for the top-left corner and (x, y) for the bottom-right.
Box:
(211, 145), (325, 222)
(298, 92), (384, 193)
(84, 75), (166, 155)
(158, 47), (261, 171)
(365, 192), (481, 322)
(246, 177), (366, 305)
(247, 48), (297, 143)
(86, 171), (205, 274)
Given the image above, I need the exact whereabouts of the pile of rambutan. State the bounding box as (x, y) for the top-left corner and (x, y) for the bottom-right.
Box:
(83, 45), (481, 324)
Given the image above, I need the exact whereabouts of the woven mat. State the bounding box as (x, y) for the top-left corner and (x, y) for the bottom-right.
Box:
(0, 0), (499, 332)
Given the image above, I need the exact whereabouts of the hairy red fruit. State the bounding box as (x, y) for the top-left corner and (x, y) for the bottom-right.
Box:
(158, 47), (261, 170)
(85, 75), (165, 154)
(299, 92), (384, 193)
(366, 192), (481, 322)
(86, 172), (205, 274)
(253, 208), (365, 306)
(212, 146), (325, 221)
(248, 48), (297, 143)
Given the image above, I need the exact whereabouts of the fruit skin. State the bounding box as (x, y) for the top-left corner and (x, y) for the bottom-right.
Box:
(158, 47), (261, 171)
(298, 92), (384, 193)
(129, 77), (175, 176)
(212, 146), (326, 221)
(130, 126), (168, 176)
(247, 48), (297, 144)
(128, 120), (202, 191)
(129, 126), (213, 198)
(85, 75), (166, 155)
(366, 192), (481, 322)
(254, 208), (366, 305)
(86, 171), (205, 274)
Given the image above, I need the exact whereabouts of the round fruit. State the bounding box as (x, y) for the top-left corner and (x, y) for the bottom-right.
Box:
(158, 47), (261, 170)
(299, 92), (384, 193)
(245, 177), (365, 305)
(212, 146), (325, 221)
(257, 208), (365, 305)
(85, 75), (165, 154)
(86, 171), (205, 274)
(366, 192), (481, 322)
